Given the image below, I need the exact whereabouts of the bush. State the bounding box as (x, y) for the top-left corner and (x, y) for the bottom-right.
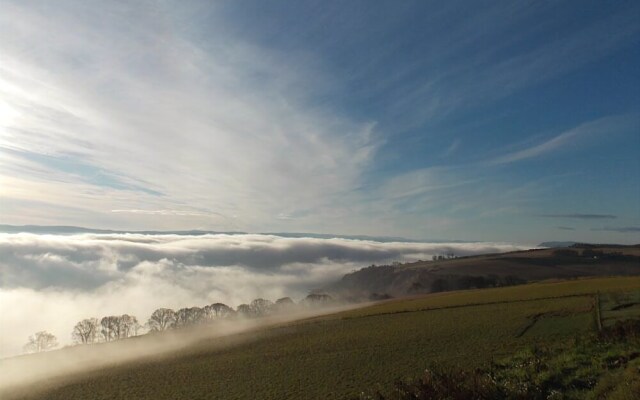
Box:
(599, 319), (640, 342)
(358, 320), (640, 400)
(356, 368), (508, 400)
(553, 249), (579, 257)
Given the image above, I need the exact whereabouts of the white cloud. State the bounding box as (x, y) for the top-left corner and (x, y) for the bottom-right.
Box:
(378, 3), (640, 129)
(0, 2), (637, 240)
(443, 139), (461, 157)
(0, 232), (531, 357)
(489, 114), (639, 165)
(110, 209), (219, 217)
(0, 1), (379, 232)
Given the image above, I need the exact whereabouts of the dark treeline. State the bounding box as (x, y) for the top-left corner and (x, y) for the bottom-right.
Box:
(55, 293), (335, 348)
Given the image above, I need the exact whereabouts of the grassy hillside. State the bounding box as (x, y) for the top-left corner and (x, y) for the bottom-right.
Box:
(3, 276), (640, 399)
(330, 245), (640, 298)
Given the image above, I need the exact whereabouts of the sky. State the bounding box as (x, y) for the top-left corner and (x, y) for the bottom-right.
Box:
(1, 0), (639, 244)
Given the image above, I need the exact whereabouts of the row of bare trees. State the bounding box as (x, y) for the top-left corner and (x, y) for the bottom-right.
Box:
(71, 314), (141, 345)
(25, 293), (335, 352)
(147, 297), (296, 332)
(147, 302), (237, 332)
(146, 295), (333, 333)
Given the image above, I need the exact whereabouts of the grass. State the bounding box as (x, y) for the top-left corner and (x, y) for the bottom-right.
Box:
(361, 320), (640, 399)
(600, 289), (640, 327)
(357, 319), (640, 400)
(4, 276), (640, 399)
(337, 276), (640, 318)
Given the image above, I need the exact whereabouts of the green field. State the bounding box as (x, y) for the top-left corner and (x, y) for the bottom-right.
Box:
(3, 276), (640, 399)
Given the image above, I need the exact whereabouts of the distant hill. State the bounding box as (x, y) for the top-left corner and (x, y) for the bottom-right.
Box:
(539, 241), (578, 248)
(0, 224), (466, 243)
(0, 224), (245, 236)
(327, 245), (640, 299)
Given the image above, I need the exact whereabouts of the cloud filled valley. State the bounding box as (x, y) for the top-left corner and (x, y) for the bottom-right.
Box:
(0, 232), (532, 357)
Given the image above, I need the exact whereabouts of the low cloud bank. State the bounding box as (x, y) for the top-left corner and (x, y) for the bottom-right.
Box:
(0, 304), (363, 393)
(0, 233), (532, 357)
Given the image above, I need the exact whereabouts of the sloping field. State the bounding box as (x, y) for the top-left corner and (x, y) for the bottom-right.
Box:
(331, 245), (640, 297)
(3, 276), (640, 400)
(339, 276), (640, 318)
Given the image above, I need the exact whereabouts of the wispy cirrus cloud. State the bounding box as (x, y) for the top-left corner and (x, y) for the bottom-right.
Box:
(0, 1), (638, 243)
(111, 209), (225, 218)
(539, 214), (617, 220)
(489, 114), (639, 165)
(592, 227), (640, 233)
(360, 2), (640, 129)
(0, 1), (379, 233)
(443, 139), (461, 157)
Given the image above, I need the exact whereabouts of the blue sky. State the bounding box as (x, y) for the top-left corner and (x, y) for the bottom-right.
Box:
(0, 0), (639, 243)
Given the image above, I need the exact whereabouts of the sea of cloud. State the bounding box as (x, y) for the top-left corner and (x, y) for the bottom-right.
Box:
(0, 232), (533, 357)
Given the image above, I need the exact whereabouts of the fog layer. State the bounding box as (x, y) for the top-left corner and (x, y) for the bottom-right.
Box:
(0, 233), (531, 357)
(0, 304), (364, 394)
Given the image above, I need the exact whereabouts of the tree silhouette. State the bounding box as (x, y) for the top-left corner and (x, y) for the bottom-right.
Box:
(236, 304), (253, 317)
(148, 308), (177, 332)
(100, 316), (119, 342)
(275, 297), (294, 305)
(99, 315), (140, 341)
(175, 307), (205, 328)
(303, 293), (333, 306)
(24, 331), (58, 353)
(117, 314), (140, 338)
(274, 297), (295, 312)
(250, 298), (274, 316)
(72, 318), (99, 344)
(203, 303), (233, 320)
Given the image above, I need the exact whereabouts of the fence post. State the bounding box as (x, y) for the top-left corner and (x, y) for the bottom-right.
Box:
(594, 291), (603, 332)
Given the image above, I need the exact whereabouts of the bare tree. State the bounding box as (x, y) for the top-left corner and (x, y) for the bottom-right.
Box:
(276, 297), (294, 305)
(99, 315), (141, 341)
(303, 293), (334, 307)
(100, 315), (141, 341)
(175, 307), (205, 328)
(236, 304), (253, 317)
(24, 331), (58, 353)
(250, 298), (274, 316)
(72, 318), (99, 344)
(148, 308), (176, 332)
(203, 303), (233, 321)
(274, 297), (295, 313)
(118, 314), (140, 338)
(100, 316), (119, 342)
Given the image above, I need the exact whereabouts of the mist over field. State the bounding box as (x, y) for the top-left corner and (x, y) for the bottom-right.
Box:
(0, 303), (367, 392)
(0, 232), (531, 357)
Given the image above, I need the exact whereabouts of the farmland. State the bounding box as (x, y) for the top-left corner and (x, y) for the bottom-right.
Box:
(3, 276), (640, 399)
(330, 245), (640, 298)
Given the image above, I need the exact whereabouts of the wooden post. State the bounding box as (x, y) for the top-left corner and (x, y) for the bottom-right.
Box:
(594, 291), (603, 332)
